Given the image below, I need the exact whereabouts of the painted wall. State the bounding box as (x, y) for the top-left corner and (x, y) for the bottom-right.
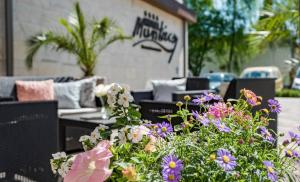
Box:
(12, 0), (185, 89)
(0, 0), (5, 75)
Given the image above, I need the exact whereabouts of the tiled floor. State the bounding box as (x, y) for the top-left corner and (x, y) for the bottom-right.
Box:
(277, 97), (300, 178)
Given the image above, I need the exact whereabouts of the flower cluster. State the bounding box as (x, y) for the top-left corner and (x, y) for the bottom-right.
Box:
(50, 89), (300, 182)
(107, 83), (133, 108)
(50, 152), (72, 177)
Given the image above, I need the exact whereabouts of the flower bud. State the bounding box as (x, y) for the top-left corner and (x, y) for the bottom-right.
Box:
(176, 101), (183, 108)
(166, 115), (172, 122)
(184, 95), (191, 101)
(209, 153), (216, 160)
(238, 139), (244, 144)
(249, 137), (254, 144)
(282, 139), (290, 146)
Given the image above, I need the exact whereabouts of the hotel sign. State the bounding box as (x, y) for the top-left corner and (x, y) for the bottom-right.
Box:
(132, 11), (178, 63)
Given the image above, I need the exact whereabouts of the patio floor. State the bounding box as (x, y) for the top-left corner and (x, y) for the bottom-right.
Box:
(277, 97), (300, 178)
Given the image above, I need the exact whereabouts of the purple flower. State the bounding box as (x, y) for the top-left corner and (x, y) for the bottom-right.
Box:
(192, 97), (206, 105)
(216, 149), (237, 171)
(263, 161), (278, 182)
(260, 127), (275, 143)
(157, 122), (173, 138)
(268, 99), (281, 113)
(288, 131), (300, 144)
(162, 155), (183, 182)
(192, 111), (210, 126)
(192, 92), (222, 105)
(214, 120), (231, 133)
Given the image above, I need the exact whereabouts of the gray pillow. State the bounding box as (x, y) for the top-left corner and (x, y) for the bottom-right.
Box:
(76, 77), (98, 108)
(152, 79), (186, 102)
(79, 81), (96, 108)
(54, 82), (81, 109)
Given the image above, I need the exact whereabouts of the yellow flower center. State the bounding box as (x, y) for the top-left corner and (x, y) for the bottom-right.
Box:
(220, 124), (225, 129)
(168, 174), (175, 180)
(133, 132), (138, 138)
(267, 166), (274, 173)
(162, 127), (167, 132)
(223, 155), (230, 163)
(169, 161), (176, 169)
(287, 150), (293, 157)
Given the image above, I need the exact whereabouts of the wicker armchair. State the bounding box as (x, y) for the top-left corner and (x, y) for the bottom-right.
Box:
(0, 101), (58, 181)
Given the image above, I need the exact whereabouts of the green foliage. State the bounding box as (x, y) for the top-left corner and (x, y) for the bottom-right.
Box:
(186, 0), (264, 75)
(276, 89), (300, 97)
(26, 2), (130, 77)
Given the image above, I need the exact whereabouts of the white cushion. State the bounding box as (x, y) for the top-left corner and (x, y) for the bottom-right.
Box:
(152, 79), (186, 102)
(58, 108), (101, 117)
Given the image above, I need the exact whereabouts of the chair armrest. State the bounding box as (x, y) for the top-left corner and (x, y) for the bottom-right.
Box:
(172, 90), (215, 102)
(131, 90), (153, 104)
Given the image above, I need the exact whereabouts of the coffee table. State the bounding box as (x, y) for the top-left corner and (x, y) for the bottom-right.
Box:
(59, 112), (115, 153)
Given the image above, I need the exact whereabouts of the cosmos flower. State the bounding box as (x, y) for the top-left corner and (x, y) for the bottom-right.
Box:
(216, 149), (237, 171)
(263, 161), (278, 182)
(260, 127), (275, 143)
(268, 99), (281, 113)
(156, 122), (173, 138)
(161, 155), (183, 182)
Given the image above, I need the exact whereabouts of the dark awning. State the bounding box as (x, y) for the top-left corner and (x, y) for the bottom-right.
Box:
(142, 0), (197, 23)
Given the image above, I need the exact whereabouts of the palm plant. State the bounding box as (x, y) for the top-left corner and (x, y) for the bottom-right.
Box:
(26, 2), (129, 77)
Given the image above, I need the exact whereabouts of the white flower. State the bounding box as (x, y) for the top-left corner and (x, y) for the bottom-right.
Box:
(118, 126), (130, 144)
(57, 160), (71, 177)
(90, 127), (101, 144)
(108, 83), (122, 96)
(95, 84), (111, 97)
(138, 125), (150, 135)
(107, 94), (116, 108)
(50, 160), (58, 174)
(79, 135), (90, 142)
(122, 84), (131, 94)
(127, 126), (143, 143)
(117, 93), (133, 108)
(99, 124), (109, 130)
(52, 152), (66, 160)
(110, 129), (118, 145)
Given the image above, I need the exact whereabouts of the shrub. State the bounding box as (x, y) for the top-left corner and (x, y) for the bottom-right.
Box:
(276, 89), (300, 97)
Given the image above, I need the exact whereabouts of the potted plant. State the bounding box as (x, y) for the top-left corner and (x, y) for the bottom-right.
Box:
(26, 2), (130, 77)
(51, 85), (300, 181)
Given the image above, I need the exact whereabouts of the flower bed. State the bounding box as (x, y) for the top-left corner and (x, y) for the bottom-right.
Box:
(51, 84), (300, 182)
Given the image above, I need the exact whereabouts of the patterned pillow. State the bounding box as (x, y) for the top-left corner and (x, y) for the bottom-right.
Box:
(16, 80), (54, 101)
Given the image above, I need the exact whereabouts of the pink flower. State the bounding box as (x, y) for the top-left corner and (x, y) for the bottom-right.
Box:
(208, 102), (233, 119)
(64, 140), (113, 182)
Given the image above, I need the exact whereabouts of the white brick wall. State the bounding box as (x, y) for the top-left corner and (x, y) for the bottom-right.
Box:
(12, 0), (186, 89)
(0, 0), (5, 75)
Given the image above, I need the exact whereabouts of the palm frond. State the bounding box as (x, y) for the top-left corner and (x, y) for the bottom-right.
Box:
(25, 32), (78, 68)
